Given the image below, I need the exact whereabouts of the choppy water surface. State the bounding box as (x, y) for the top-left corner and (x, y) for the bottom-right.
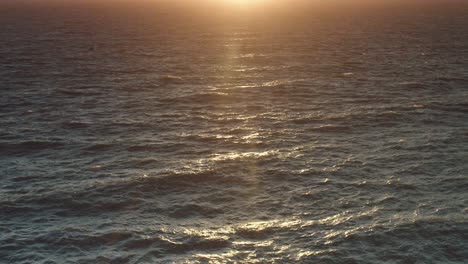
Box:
(1, 3), (468, 263)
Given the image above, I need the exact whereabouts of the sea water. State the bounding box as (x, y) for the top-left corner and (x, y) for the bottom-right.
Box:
(0, 2), (467, 263)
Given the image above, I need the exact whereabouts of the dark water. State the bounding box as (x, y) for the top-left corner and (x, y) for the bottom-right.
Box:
(1, 2), (468, 263)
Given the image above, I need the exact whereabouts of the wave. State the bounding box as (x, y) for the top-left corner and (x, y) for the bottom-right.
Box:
(160, 92), (236, 105)
(310, 125), (353, 133)
(82, 143), (114, 152)
(5, 169), (246, 216)
(398, 81), (427, 89)
(338, 219), (468, 263)
(159, 75), (184, 84)
(55, 88), (102, 96)
(169, 203), (223, 218)
(43, 231), (134, 249)
(125, 142), (188, 153)
(427, 102), (468, 114)
(124, 235), (230, 254)
(0, 141), (65, 155)
(62, 121), (91, 129)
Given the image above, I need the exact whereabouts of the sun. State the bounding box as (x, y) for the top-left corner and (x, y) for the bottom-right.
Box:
(229, 0), (251, 3)
(225, 0), (266, 7)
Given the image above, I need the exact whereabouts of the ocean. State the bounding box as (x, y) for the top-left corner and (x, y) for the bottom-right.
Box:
(1, 1), (467, 263)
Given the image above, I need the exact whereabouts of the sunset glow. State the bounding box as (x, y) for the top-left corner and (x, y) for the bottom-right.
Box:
(221, 0), (269, 9)
(226, 0), (263, 5)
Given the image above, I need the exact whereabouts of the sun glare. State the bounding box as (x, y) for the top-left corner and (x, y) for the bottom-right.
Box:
(229, 0), (251, 3)
(225, 0), (266, 8)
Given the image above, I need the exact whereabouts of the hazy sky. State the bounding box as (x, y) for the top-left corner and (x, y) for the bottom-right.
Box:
(1, 0), (466, 23)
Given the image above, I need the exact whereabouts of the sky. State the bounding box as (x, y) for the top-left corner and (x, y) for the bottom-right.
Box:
(1, 0), (467, 23)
